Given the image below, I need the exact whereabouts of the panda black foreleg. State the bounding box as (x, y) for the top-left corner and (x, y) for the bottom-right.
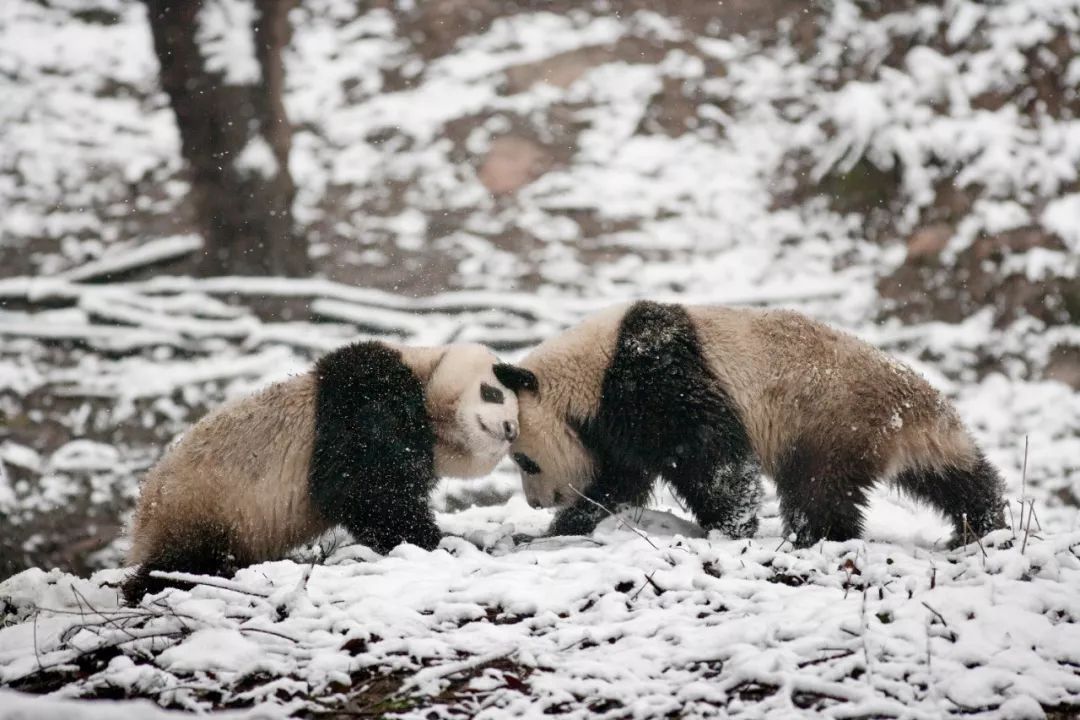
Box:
(311, 345), (441, 553)
(667, 453), (763, 539)
(318, 469), (442, 554)
(548, 464), (653, 538)
(344, 495), (442, 553)
(548, 501), (607, 538)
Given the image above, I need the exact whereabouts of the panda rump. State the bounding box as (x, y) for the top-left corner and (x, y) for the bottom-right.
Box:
(504, 301), (1006, 547)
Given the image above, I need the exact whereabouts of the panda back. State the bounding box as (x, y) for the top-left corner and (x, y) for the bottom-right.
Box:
(128, 374), (323, 565)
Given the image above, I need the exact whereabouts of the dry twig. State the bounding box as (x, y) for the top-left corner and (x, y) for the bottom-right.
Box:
(400, 648), (517, 694)
(628, 571), (658, 601)
(147, 570), (271, 598)
(1018, 436), (1030, 533)
(921, 602), (947, 627)
(962, 516), (988, 560)
(1021, 498), (1036, 554)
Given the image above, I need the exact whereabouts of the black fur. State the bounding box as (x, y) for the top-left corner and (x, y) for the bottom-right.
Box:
(513, 452), (542, 476)
(550, 301), (761, 539)
(480, 382), (505, 404)
(773, 443), (874, 547)
(770, 427), (1005, 549)
(773, 442), (1006, 548)
(121, 520), (237, 605)
(893, 452), (1006, 547)
(493, 363), (539, 394)
(310, 341), (441, 554)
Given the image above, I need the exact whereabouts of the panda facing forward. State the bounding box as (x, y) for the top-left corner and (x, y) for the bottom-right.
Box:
(123, 341), (527, 604)
(499, 301), (1006, 548)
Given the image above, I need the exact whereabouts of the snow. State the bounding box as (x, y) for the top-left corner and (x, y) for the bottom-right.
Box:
(47, 441), (119, 474)
(2, 524), (1079, 717)
(1, 0), (1079, 716)
(1042, 193), (1080, 252)
(234, 136), (279, 180)
(195, 0), (261, 85)
(0, 689), (266, 720)
(157, 629), (264, 675)
(58, 236), (204, 282)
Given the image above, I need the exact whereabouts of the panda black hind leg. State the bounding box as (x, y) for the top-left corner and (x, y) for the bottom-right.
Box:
(774, 444), (874, 548)
(310, 343), (442, 553)
(892, 451), (1006, 547)
(122, 520), (238, 605)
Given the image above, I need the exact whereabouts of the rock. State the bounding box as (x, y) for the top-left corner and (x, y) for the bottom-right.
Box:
(503, 46), (617, 94)
(1045, 345), (1080, 390)
(477, 136), (553, 195)
(906, 223), (952, 261)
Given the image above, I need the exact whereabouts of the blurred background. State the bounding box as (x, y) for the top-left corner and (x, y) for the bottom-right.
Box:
(1, 0), (1078, 580)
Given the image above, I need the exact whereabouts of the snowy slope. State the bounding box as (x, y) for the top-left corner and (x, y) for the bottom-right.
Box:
(1, 0), (1079, 716)
(1, 519), (1079, 718)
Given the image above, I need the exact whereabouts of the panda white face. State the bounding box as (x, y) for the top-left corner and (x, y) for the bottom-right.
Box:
(486, 363), (597, 509)
(508, 392), (595, 508)
(426, 345), (522, 479)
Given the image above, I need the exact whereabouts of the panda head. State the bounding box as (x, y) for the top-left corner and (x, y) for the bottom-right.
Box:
(423, 344), (529, 479)
(495, 363), (597, 509)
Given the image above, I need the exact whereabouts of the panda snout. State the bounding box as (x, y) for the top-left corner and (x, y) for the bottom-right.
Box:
(503, 420), (518, 442)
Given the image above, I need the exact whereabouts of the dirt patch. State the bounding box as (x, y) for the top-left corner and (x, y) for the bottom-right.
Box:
(478, 136), (557, 196)
(879, 224), (1078, 329)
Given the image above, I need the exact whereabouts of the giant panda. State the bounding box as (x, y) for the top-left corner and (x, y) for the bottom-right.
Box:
(123, 340), (528, 603)
(498, 301), (1006, 548)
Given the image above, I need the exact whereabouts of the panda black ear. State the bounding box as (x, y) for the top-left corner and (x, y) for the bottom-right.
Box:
(493, 363), (539, 394)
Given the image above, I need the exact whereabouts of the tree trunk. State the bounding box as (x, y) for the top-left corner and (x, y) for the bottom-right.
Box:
(143, 0), (308, 276)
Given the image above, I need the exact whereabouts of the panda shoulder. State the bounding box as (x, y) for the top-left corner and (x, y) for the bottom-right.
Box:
(314, 341), (424, 403)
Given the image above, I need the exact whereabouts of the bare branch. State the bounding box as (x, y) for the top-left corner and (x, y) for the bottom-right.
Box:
(147, 570), (271, 598)
(962, 516), (988, 560)
(1021, 498), (1036, 554)
(628, 570), (657, 601)
(921, 602), (947, 627)
(400, 648), (517, 695)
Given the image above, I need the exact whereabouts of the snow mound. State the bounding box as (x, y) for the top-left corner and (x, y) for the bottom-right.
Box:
(2, 526), (1079, 717)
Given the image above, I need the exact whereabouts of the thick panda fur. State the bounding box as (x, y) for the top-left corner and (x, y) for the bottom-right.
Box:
(123, 341), (525, 604)
(501, 301), (1006, 548)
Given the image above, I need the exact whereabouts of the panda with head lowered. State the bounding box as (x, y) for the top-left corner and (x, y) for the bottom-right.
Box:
(498, 301), (1006, 548)
(123, 340), (529, 604)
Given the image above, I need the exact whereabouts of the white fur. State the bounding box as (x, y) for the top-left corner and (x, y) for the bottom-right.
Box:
(406, 343), (520, 479)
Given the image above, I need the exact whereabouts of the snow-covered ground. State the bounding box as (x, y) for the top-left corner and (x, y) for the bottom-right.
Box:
(2, 516), (1080, 719)
(1, 0), (1079, 716)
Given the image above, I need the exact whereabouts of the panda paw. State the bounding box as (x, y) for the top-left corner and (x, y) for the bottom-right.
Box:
(728, 515), (760, 540)
(548, 505), (603, 538)
(401, 524), (443, 552)
(707, 514), (759, 540)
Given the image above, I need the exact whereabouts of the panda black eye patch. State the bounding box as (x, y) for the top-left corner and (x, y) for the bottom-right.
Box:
(480, 383), (504, 404)
(512, 452), (542, 475)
